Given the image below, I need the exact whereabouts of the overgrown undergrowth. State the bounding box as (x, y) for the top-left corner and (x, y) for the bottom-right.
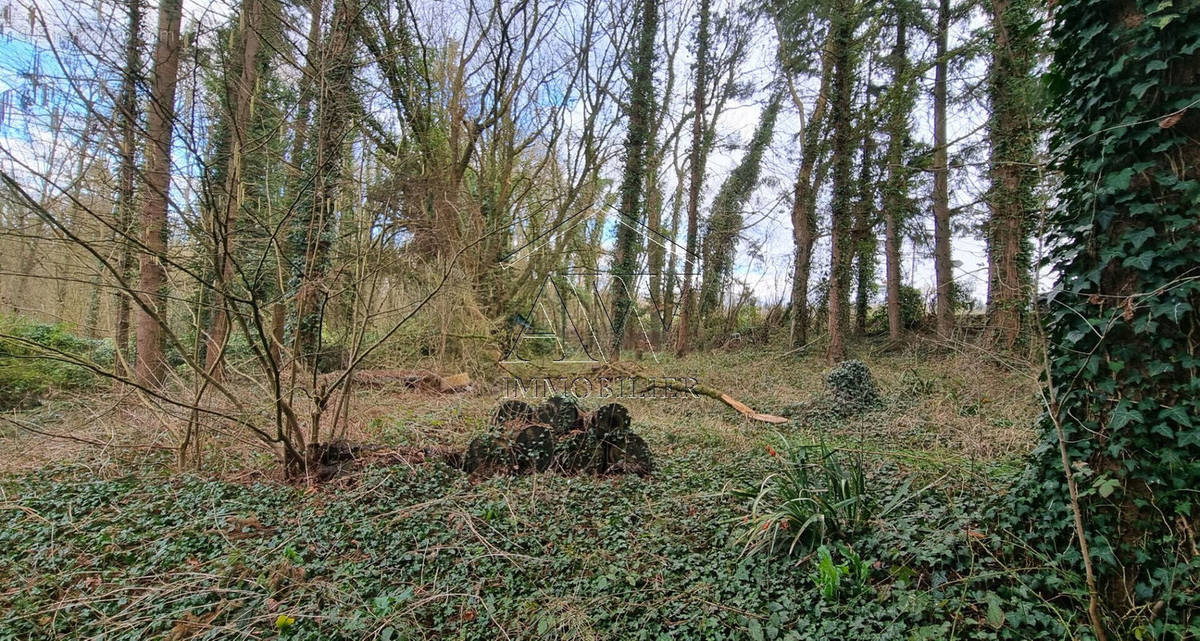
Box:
(1, 459), (1087, 641)
(0, 345), (1090, 639)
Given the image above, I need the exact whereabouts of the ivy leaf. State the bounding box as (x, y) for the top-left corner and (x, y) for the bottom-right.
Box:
(1105, 168), (1134, 191)
(1124, 251), (1157, 270)
(1161, 405), (1192, 428)
(1126, 227), (1156, 250)
(748, 618), (765, 641)
(1094, 477), (1121, 499)
(985, 591), (1005, 629)
(1110, 405), (1141, 430)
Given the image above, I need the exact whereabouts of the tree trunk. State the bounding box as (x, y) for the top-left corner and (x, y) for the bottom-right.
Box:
(675, 0), (708, 356)
(294, 0), (356, 371)
(883, 6), (910, 341)
(983, 0), (1035, 349)
(699, 93), (782, 329)
(787, 37), (834, 350)
(134, 0), (183, 387)
(825, 3), (854, 364)
(113, 0), (141, 379)
(1027, 0), (1198, 629)
(205, 0), (267, 379)
(852, 75), (877, 336)
(932, 0), (954, 337)
(609, 0), (658, 357)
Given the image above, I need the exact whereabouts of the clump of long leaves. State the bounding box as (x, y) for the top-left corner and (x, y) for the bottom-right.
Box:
(735, 433), (927, 556)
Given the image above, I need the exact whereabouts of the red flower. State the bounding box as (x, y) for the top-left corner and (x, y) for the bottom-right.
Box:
(766, 446), (777, 457)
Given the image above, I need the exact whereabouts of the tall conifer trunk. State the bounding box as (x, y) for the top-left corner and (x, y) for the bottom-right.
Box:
(983, 0), (1036, 349)
(882, 7), (911, 341)
(675, 0), (707, 356)
(113, 0), (142, 379)
(134, 0), (184, 387)
(932, 0), (954, 336)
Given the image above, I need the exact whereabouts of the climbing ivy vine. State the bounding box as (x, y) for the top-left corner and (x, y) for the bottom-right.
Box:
(1015, 1), (1200, 637)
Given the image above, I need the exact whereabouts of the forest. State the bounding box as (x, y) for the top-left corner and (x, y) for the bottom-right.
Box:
(0, 0), (1197, 638)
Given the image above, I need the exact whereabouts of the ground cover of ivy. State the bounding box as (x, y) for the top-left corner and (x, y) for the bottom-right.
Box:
(0, 426), (1091, 641)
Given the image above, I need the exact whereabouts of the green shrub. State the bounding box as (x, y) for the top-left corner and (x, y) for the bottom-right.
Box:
(869, 285), (926, 332)
(813, 544), (870, 601)
(0, 316), (108, 409)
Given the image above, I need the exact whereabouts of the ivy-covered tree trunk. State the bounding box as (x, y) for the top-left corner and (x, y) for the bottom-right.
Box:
(675, 0), (709, 356)
(609, 0), (658, 357)
(983, 0), (1037, 350)
(931, 0), (954, 337)
(1020, 0), (1199, 632)
(205, 0), (270, 379)
(882, 5), (912, 341)
(852, 74), (877, 336)
(292, 0), (357, 371)
(113, 0), (142, 379)
(825, 1), (855, 364)
(786, 35), (834, 350)
(698, 92), (783, 331)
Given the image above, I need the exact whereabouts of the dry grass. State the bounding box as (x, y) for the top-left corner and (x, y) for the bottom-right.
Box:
(0, 339), (1042, 478)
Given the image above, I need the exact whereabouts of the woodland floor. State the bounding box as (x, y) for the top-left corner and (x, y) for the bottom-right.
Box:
(0, 342), (1089, 640)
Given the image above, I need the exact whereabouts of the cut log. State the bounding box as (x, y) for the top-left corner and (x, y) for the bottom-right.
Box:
(463, 433), (512, 476)
(603, 431), (652, 476)
(591, 403), (632, 439)
(493, 400), (535, 425)
(465, 400), (652, 477)
(512, 424), (554, 473)
(535, 396), (584, 435)
(555, 429), (604, 474)
(439, 372), (472, 392)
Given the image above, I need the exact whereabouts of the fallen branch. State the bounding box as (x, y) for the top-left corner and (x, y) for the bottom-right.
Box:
(639, 381), (788, 424)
